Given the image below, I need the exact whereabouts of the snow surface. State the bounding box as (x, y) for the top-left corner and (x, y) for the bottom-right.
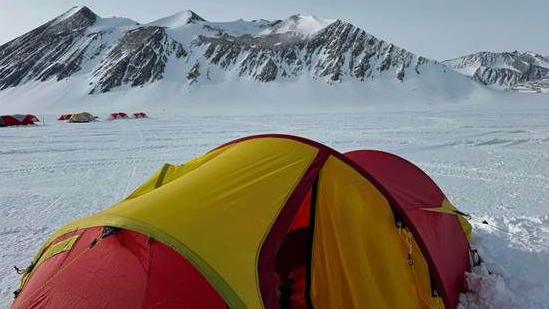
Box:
(53, 6), (87, 23)
(259, 14), (335, 37)
(0, 61), (492, 115)
(92, 16), (140, 29)
(0, 96), (548, 308)
(147, 10), (201, 28)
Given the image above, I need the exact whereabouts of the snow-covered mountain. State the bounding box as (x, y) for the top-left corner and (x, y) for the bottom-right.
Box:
(443, 51), (549, 93)
(0, 6), (486, 112)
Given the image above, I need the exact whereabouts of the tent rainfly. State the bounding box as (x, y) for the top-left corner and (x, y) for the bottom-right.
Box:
(12, 135), (473, 309)
(58, 114), (73, 121)
(132, 112), (148, 119)
(69, 112), (97, 123)
(109, 112), (129, 120)
(0, 114), (39, 127)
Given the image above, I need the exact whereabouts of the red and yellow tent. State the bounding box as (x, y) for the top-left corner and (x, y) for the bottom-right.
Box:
(12, 135), (472, 309)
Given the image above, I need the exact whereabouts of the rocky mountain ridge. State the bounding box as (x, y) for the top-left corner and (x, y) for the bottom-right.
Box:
(0, 6), (447, 95)
(443, 51), (549, 93)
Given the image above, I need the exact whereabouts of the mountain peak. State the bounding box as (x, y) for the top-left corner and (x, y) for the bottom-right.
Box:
(54, 6), (97, 23)
(148, 10), (206, 28)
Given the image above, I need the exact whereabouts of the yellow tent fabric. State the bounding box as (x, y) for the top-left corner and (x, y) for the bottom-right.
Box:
(69, 112), (96, 123)
(32, 137), (318, 308)
(311, 156), (443, 309)
(31, 235), (79, 274)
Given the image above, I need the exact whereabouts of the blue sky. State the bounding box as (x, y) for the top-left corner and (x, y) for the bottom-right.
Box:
(0, 0), (547, 60)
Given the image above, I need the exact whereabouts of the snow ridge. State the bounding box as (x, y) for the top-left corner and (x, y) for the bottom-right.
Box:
(147, 10), (206, 28)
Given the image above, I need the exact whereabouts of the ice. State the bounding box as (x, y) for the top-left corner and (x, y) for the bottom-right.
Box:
(0, 100), (548, 307)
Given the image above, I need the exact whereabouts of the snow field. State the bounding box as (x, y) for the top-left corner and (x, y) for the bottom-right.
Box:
(0, 104), (548, 308)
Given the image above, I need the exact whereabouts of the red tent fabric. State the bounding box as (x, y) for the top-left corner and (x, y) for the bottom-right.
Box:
(58, 114), (72, 120)
(12, 227), (226, 309)
(345, 150), (471, 308)
(20, 115), (39, 125)
(132, 112), (148, 118)
(0, 114), (38, 127)
(0, 115), (20, 126)
(109, 113), (129, 120)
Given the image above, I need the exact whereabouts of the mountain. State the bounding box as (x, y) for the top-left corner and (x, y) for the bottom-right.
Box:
(443, 51), (549, 93)
(0, 6), (485, 112)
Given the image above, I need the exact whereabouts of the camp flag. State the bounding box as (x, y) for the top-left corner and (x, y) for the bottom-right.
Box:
(13, 135), (472, 309)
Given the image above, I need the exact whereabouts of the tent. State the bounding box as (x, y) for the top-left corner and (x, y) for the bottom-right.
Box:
(109, 112), (129, 120)
(12, 135), (472, 309)
(17, 114), (39, 125)
(0, 114), (39, 127)
(0, 115), (20, 127)
(58, 114), (72, 121)
(132, 112), (148, 118)
(69, 112), (96, 123)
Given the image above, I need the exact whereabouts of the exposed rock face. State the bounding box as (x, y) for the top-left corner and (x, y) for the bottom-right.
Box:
(443, 51), (549, 92)
(186, 62), (201, 84)
(0, 7), (97, 90)
(0, 6), (447, 95)
(185, 11), (206, 24)
(196, 20), (430, 84)
(90, 27), (186, 93)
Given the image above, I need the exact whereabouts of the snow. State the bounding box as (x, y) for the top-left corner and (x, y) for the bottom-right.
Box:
(204, 19), (271, 37)
(259, 14), (335, 37)
(53, 6), (87, 23)
(92, 16), (140, 29)
(147, 12), (332, 44)
(0, 94), (548, 307)
(0, 60), (492, 115)
(452, 66), (481, 77)
(147, 10), (202, 28)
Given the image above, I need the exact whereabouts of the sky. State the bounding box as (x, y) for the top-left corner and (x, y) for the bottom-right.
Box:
(0, 0), (547, 60)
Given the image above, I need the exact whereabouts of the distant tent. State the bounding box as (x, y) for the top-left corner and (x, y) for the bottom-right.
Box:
(0, 114), (39, 127)
(58, 114), (72, 121)
(109, 112), (129, 120)
(0, 115), (19, 127)
(12, 135), (473, 309)
(69, 112), (96, 123)
(132, 112), (148, 119)
(18, 114), (39, 125)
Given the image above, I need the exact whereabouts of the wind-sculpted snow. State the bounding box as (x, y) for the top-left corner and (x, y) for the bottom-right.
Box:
(1, 102), (548, 308)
